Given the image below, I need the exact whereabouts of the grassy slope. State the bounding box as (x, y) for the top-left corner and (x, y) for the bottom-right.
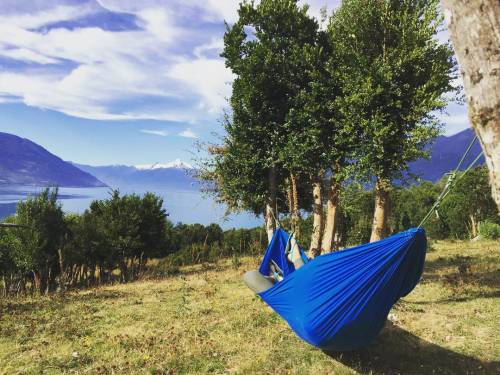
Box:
(0, 240), (499, 375)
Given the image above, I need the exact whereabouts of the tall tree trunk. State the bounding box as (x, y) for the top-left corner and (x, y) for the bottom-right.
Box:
(290, 174), (300, 239)
(58, 248), (66, 293)
(32, 270), (41, 294)
(370, 177), (391, 242)
(321, 179), (340, 253)
(309, 177), (323, 258)
(265, 165), (277, 243)
(470, 214), (478, 238)
(442, 0), (500, 211)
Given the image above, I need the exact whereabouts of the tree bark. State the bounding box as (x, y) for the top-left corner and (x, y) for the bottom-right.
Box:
(469, 214), (478, 238)
(370, 177), (391, 242)
(265, 165), (278, 243)
(308, 177), (323, 258)
(442, 0), (500, 212)
(290, 174), (300, 239)
(58, 248), (66, 293)
(321, 179), (340, 253)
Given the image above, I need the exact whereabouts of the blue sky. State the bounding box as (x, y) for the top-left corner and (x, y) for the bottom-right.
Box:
(0, 0), (470, 166)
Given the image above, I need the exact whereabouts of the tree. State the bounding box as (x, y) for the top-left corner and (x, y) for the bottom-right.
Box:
(15, 188), (66, 293)
(87, 190), (168, 282)
(439, 166), (499, 238)
(206, 0), (320, 242)
(330, 0), (457, 241)
(441, 0), (500, 212)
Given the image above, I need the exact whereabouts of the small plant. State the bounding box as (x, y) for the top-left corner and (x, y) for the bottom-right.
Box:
(478, 220), (500, 240)
(231, 253), (242, 270)
(147, 257), (180, 278)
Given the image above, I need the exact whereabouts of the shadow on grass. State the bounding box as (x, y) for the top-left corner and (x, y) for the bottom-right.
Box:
(423, 255), (498, 272)
(0, 289), (130, 315)
(325, 322), (499, 375)
(407, 289), (500, 305)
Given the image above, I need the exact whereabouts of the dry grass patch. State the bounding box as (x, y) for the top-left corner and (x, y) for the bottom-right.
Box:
(0, 240), (499, 374)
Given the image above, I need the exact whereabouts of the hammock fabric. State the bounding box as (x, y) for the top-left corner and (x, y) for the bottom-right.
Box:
(256, 227), (427, 351)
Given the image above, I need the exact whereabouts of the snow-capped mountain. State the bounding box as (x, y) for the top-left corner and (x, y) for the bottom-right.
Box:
(74, 162), (198, 190)
(134, 159), (193, 170)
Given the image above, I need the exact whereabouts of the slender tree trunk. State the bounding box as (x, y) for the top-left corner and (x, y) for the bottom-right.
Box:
(370, 177), (391, 242)
(442, 0), (500, 211)
(290, 174), (300, 239)
(321, 179), (340, 253)
(309, 177), (323, 258)
(58, 248), (66, 293)
(470, 214), (478, 238)
(138, 251), (145, 277)
(265, 166), (277, 243)
(32, 271), (41, 294)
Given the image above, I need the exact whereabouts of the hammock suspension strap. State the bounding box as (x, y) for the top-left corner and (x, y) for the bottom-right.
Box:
(418, 135), (483, 228)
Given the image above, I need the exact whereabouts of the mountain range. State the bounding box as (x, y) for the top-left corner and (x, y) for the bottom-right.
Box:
(408, 128), (484, 182)
(74, 162), (198, 190)
(0, 128), (484, 189)
(0, 132), (106, 187)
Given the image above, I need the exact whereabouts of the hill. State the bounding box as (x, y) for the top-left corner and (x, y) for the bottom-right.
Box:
(0, 132), (106, 187)
(408, 128), (485, 182)
(76, 128), (484, 188)
(74, 161), (198, 190)
(0, 240), (498, 374)
(0, 128), (484, 191)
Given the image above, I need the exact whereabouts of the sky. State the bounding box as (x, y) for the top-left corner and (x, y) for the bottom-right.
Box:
(0, 0), (470, 166)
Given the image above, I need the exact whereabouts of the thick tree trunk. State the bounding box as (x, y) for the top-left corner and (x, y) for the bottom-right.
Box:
(321, 179), (340, 253)
(442, 0), (500, 212)
(370, 177), (391, 242)
(308, 178), (323, 258)
(265, 166), (277, 243)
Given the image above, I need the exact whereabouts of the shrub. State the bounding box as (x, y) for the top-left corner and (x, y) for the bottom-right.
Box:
(478, 220), (500, 240)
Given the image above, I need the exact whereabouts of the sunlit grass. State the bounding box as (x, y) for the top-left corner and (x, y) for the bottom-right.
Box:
(0, 240), (498, 374)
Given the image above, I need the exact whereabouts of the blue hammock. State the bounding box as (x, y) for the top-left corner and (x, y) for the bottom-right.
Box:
(255, 227), (427, 351)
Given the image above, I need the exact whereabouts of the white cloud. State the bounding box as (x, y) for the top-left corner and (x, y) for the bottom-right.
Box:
(140, 129), (169, 136)
(0, 0), (459, 137)
(0, 0), (233, 123)
(438, 106), (471, 136)
(169, 57), (234, 115)
(194, 38), (224, 59)
(178, 128), (197, 138)
(0, 47), (59, 64)
(1, 3), (98, 29)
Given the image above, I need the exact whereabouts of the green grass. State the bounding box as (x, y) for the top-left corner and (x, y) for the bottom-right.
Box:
(1, 239), (499, 374)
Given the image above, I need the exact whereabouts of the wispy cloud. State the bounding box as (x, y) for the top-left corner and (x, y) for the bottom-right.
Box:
(140, 129), (169, 136)
(178, 128), (197, 138)
(0, 0), (236, 123)
(0, 0), (462, 136)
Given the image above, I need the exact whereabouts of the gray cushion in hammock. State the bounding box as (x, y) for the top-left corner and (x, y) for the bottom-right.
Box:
(243, 270), (275, 294)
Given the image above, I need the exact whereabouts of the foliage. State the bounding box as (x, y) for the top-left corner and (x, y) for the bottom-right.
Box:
(202, 0), (459, 246)
(201, 0), (321, 217)
(1, 167), (496, 296)
(13, 188), (65, 293)
(478, 220), (500, 240)
(330, 0), (457, 183)
(0, 189), (169, 295)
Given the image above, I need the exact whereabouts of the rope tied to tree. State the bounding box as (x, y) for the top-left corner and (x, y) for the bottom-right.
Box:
(269, 207), (281, 228)
(418, 135), (483, 228)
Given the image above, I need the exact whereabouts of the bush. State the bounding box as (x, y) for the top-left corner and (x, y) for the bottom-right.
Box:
(146, 258), (180, 278)
(478, 220), (500, 240)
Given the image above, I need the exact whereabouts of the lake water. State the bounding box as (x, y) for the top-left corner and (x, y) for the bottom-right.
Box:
(0, 185), (262, 229)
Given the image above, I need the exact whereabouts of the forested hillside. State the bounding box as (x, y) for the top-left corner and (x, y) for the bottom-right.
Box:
(1, 166), (498, 297)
